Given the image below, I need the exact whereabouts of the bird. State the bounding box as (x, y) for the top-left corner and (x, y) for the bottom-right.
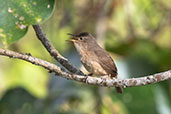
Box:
(67, 32), (123, 93)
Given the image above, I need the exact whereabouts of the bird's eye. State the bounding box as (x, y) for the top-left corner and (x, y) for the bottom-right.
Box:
(79, 37), (83, 40)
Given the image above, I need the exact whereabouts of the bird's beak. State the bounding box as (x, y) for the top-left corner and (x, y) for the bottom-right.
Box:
(67, 33), (78, 42)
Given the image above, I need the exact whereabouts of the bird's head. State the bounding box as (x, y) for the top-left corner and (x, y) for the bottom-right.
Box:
(67, 32), (94, 43)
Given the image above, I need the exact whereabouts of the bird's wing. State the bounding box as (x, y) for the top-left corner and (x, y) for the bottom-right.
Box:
(94, 49), (118, 77)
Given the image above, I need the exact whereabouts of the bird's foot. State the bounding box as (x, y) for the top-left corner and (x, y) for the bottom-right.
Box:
(100, 75), (110, 84)
(83, 73), (93, 84)
(84, 75), (89, 84)
(101, 75), (110, 80)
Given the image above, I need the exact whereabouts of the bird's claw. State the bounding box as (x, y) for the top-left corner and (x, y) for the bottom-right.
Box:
(84, 73), (93, 84)
(100, 76), (110, 84)
(84, 75), (89, 84)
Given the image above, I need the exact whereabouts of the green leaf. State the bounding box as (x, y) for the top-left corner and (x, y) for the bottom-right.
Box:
(0, 0), (55, 45)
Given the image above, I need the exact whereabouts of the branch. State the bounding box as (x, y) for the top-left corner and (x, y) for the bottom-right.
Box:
(32, 25), (84, 75)
(0, 48), (170, 88)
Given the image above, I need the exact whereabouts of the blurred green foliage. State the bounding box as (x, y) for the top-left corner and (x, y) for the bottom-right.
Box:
(0, 0), (55, 45)
(0, 0), (171, 114)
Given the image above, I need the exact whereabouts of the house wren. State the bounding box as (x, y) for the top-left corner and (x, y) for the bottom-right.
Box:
(68, 32), (123, 93)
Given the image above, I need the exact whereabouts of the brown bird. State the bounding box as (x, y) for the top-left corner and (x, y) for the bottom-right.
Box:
(68, 32), (123, 93)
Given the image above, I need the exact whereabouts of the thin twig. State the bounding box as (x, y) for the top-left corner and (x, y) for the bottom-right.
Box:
(0, 48), (170, 88)
(32, 25), (84, 75)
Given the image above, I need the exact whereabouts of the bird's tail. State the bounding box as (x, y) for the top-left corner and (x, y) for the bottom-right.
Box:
(115, 87), (123, 94)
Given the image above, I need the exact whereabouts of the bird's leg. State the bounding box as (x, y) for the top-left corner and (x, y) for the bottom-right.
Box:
(84, 73), (93, 84)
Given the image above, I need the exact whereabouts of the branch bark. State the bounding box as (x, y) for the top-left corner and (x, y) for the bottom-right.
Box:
(0, 48), (170, 88)
(32, 25), (84, 75)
